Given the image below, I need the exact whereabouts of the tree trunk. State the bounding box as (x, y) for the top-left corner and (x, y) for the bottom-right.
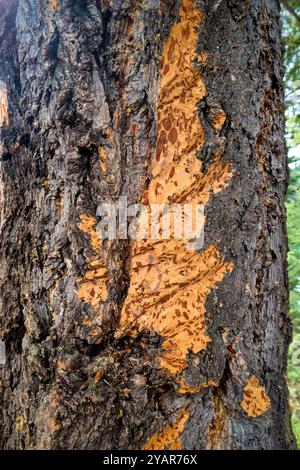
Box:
(0, 0), (296, 450)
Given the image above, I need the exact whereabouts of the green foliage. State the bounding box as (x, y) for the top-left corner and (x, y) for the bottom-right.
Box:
(286, 171), (300, 446)
(287, 188), (300, 320)
(283, 0), (300, 448)
(283, 1), (300, 162)
(288, 333), (300, 446)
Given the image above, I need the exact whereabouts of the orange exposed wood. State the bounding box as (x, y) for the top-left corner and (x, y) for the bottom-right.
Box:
(98, 147), (108, 174)
(213, 111), (226, 130)
(177, 378), (218, 395)
(118, 243), (233, 375)
(76, 214), (108, 309)
(0, 83), (8, 127)
(78, 214), (102, 252)
(241, 375), (271, 417)
(49, 0), (57, 12)
(142, 407), (189, 450)
(116, 0), (233, 379)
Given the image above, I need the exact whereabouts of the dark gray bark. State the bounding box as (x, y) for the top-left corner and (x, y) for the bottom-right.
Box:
(0, 0), (295, 450)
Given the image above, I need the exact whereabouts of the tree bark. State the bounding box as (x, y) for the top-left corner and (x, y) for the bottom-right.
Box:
(0, 0), (296, 450)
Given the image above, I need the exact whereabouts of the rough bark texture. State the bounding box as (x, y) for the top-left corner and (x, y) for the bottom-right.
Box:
(0, 0), (295, 450)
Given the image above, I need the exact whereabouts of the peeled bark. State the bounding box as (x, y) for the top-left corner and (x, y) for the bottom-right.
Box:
(0, 0), (295, 450)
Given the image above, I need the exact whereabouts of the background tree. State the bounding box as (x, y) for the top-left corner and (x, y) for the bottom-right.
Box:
(282, 0), (300, 447)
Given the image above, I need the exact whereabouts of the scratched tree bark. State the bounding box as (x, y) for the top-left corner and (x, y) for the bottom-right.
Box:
(0, 0), (296, 450)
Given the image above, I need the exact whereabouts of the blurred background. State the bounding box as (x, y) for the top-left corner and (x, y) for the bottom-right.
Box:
(282, 0), (300, 447)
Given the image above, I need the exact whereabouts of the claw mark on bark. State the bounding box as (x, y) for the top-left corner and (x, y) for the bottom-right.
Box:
(116, 0), (233, 382)
(142, 407), (189, 450)
(241, 375), (271, 417)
